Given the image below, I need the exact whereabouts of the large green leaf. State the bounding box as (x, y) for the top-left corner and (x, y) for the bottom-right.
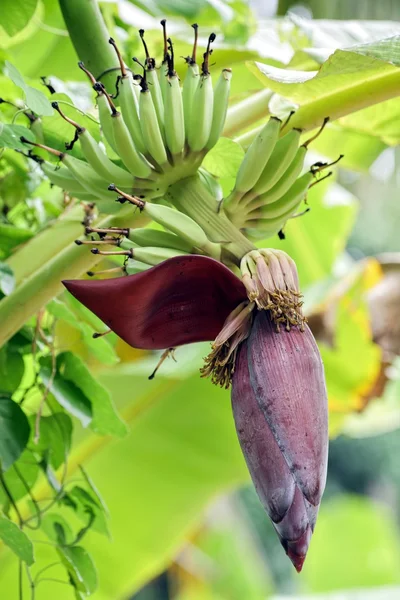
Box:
(0, 516), (34, 565)
(58, 545), (97, 595)
(58, 352), (127, 437)
(248, 36), (400, 140)
(39, 361), (92, 428)
(33, 413), (72, 469)
(5, 61), (53, 117)
(0, 397), (30, 471)
(0, 450), (39, 505)
(0, 0), (38, 37)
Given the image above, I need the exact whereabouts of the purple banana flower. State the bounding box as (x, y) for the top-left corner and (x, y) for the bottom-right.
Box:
(63, 253), (328, 571)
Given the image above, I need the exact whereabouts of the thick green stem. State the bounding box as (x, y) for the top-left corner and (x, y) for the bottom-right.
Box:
(166, 175), (255, 265)
(223, 89), (272, 137)
(59, 0), (119, 91)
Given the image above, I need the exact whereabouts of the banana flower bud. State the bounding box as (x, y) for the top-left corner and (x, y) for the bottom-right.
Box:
(63, 252), (328, 571)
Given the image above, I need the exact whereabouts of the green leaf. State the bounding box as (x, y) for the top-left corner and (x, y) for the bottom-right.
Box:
(203, 137), (245, 179)
(39, 361), (92, 428)
(0, 346), (24, 394)
(0, 451), (39, 505)
(41, 513), (73, 545)
(0, 124), (35, 151)
(0, 0), (38, 37)
(248, 36), (400, 136)
(0, 263), (15, 296)
(0, 397), (30, 470)
(58, 352), (127, 438)
(33, 413), (72, 469)
(63, 485), (109, 538)
(0, 515), (34, 565)
(4, 61), (53, 117)
(58, 545), (97, 595)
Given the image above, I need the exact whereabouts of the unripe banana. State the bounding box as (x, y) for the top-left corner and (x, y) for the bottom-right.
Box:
(118, 75), (147, 155)
(182, 62), (199, 139)
(77, 129), (135, 188)
(164, 74), (185, 156)
(253, 128), (302, 196)
(146, 68), (165, 139)
(110, 110), (153, 179)
(141, 202), (220, 258)
(187, 73), (214, 152)
(245, 145), (307, 210)
(96, 92), (117, 153)
(62, 154), (116, 200)
(125, 259), (151, 274)
(139, 89), (168, 166)
(259, 171), (313, 220)
(127, 228), (193, 252)
(41, 161), (88, 194)
(129, 246), (190, 266)
(206, 69), (232, 150)
(234, 117), (281, 195)
(108, 37), (147, 156)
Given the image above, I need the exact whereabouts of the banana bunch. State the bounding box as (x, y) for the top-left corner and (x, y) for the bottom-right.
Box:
(224, 117), (342, 239)
(21, 23), (232, 214)
(76, 185), (221, 277)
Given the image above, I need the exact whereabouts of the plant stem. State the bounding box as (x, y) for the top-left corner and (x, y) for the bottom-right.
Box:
(223, 89), (272, 137)
(58, 0), (119, 91)
(166, 175), (255, 265)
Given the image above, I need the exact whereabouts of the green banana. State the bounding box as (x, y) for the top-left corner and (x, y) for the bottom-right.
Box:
(129, 246), (189, 266)
(41, 161), (88, 194)
(187, 33), (216, 153)
(51, 101), (135, 188)
(257, 171), (313, 221)
(127, 228), (193, 252)
(164, 74), (185, 157)
(125, 259), (151, 274)
(109, 36), (147, 155)
(109, 187), (220, 259)
(253, 128), (302, 196)
(182, 23), (200, 140)
(78, 129), (135, 188)
(182, 62), (199, 140)
(234, 116), (282, 195)
(110, 109), (153, 179)
(206, 69), (232, 151)
(245, 145), (307, 209)
(147, 68), (165, 139)
(139, 88), (168, 167)
(118, 76), (147, 155)
(95, 89), (117, 153)
(62, 154), (117, 200)
(187, 73), (213, 152)
(138, 30), (166, 140)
